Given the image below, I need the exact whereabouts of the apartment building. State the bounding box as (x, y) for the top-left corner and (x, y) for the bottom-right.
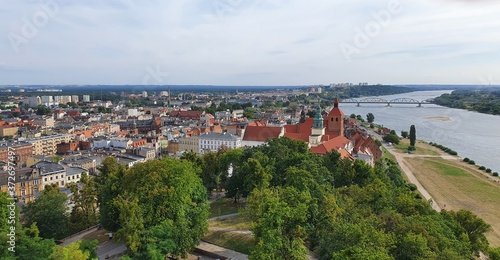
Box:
(199, 132), (241, 154)
(27, 134), (75, 155)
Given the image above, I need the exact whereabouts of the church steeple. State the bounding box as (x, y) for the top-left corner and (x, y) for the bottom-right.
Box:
(299, 107), (306, 123)
(313, 104), (323, 129)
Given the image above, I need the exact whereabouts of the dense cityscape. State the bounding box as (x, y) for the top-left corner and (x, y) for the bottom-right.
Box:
(2, 0), (500, 259)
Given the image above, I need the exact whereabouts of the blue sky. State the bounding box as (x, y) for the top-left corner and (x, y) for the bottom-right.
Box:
(1, 0), (500, 85)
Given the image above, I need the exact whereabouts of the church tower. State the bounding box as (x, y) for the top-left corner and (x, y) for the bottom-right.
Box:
(309, 104), (325, 146)
(327, 97), (344, 137)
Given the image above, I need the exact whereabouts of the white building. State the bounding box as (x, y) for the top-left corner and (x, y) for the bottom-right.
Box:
(93, 137), (132, 149)
(83, 95), (90, 102)
(71, 95), (79, 103)
(142, 91), (148, 98)
(34, 161), (67, 187)
(199, 132), (241, 154)
(24, 96), (41, 108)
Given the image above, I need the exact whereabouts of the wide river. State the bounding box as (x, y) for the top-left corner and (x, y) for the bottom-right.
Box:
(340, 90), (500, 172)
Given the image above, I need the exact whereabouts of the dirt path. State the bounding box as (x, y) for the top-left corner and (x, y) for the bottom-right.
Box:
(384, 144), (442, 211)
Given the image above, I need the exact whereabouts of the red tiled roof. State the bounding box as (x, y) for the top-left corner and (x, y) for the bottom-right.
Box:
(310, 136), (351, 155)
(243, 125), (282, 141)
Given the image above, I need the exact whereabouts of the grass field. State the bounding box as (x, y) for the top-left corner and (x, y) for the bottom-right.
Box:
(393, 139), (440, 155)
(404, 157), (500, 247)
(209, 198), (244, 218)
(203, 214), (254, 254)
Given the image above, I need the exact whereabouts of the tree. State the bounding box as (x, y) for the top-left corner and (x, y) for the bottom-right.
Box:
(409, 125), (416, 148)
(49, 240), (90, 260)
(366, 113), (375, 123)
(22, 185), (69, 239)
(383, 133), (400, 145)
(445, 210), (491, 255)
(401, 131), (409, 139)
(246, 187), (310, 260)
(109, 158), (209, 259)
(51, 155), (63, 163)
(350, 113), (356, 119)
(96, 157), (126, 232)
(68, 173), (99, 233)
(36, 105), (51, 115)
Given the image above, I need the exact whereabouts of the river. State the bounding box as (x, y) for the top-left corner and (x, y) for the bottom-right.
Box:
(340, 90), (500, 172)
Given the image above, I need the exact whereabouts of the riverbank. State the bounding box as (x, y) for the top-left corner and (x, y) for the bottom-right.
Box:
(381, 137), (500, 247)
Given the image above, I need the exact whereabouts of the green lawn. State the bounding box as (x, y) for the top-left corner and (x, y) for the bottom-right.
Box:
(209, 198), (244, 218)
(204, 214), (254, 254)
(393, 141), (440, 155)
(381, 146), (396, 162)
(203, 231), (254, 255)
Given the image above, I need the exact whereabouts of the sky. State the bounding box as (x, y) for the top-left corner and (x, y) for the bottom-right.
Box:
(1, 0), (500, 86)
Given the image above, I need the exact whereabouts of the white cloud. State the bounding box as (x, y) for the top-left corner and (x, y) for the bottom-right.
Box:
(1, 0), (500, 85)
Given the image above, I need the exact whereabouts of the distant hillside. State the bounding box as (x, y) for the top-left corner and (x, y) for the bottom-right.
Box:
(433, 89), (500, 115)
(327, 85), (416, 99)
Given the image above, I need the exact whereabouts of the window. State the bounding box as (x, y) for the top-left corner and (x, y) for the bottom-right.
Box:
(336, 118), (339, 122)
(331, 118), (334, 121)
(45, 178), (47, 182)
(50, 177), (53, 181)
(68, 177), (70, 180)
(56, 175), (58, 179)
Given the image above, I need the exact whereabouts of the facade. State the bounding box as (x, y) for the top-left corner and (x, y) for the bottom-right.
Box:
(83, 95), (90, 102)
(56, 141), (80, 154)
(0, 141), (33, 168)
(93, 137), (132, 149)
(27, 134), (75, 155)
(33, 161), (67, 188)
(199, 132), (241, 154)
(65, 166), (86, 184)
(33, 117), (55, 128)
(178, 135), (199, 153)
(60, 155), (97, 173)
(0, 167), (43, 204)
(0, 127), (19, 138)
(24, 96), (41, 107)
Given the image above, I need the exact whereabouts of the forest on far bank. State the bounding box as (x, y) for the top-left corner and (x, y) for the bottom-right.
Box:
(433, 89), (500, 115)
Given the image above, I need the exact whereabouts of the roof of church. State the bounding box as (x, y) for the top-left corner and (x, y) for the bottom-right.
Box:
(310, 136), (351, 155)
(243, 125), (282, 141)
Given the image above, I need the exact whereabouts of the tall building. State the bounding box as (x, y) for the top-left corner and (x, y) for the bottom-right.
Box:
(83, 95), (90, 102)
(24, 96), (41, 108)
(71, 95), (79, 103)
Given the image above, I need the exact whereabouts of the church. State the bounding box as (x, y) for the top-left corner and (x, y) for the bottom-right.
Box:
(283, 98), (354, 159)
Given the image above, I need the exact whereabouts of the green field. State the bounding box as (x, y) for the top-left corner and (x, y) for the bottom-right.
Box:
(404, 157), (500, 247)
(203, 214), (254, 254)
(209, 198), (244, 218)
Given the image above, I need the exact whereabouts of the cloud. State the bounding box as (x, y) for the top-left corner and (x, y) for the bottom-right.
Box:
(1, 0), (500, 85)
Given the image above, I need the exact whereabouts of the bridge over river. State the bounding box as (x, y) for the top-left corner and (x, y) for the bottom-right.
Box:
(340, 97), (434, 107)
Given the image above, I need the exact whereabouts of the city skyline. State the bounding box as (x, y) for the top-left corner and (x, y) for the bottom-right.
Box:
(2, 0), (500, 86)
